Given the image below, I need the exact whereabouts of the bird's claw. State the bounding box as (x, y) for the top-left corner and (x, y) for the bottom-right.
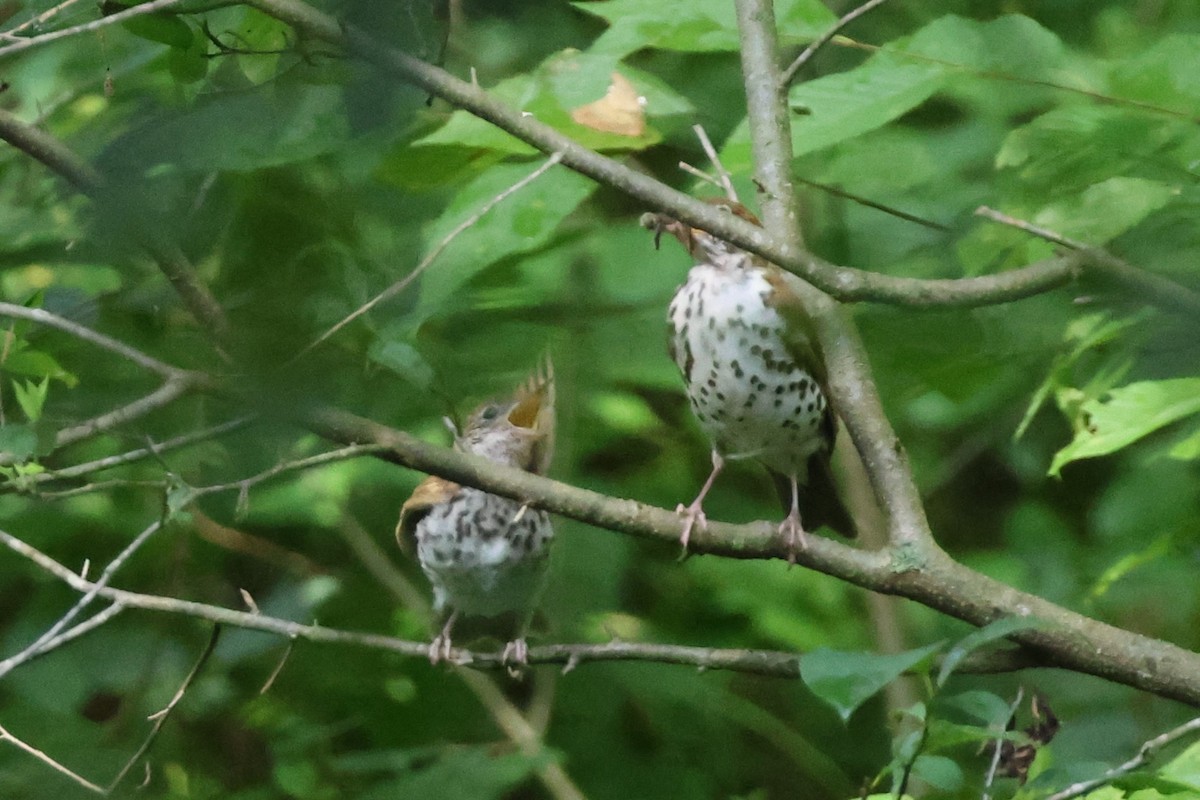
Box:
(675, 502), (709, 559)
(501, 638), (529, 679)
(779, 512), (807, 567)
(428, 633), (453, 665)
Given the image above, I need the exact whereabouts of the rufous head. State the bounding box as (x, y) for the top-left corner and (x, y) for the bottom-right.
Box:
(640, 198), (761, 266)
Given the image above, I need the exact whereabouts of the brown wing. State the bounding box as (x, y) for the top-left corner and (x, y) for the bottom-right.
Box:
(760, 266), (828, 387)
(395, 475), (460, 555)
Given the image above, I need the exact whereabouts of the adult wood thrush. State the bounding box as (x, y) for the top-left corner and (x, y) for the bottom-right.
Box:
(642, 201), (854, 560)
(396, 362), (555, 664)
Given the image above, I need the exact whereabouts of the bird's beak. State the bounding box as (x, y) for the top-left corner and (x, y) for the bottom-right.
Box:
(507, 388), (544, 429)
(640, 212), (694, 255)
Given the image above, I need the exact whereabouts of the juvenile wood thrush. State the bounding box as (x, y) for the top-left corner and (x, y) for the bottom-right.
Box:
(642, 201), (853, 560)
(396, 362), (555, 664)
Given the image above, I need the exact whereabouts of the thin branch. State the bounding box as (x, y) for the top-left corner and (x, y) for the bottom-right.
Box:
(0, 722), (105, 795)
(678, 160), (726, 191)
(780, 0), (893, 87)
(46, 375), (204, 452)
(796, 175), (949, 231)
(0, 520), (164, 680)
(0, 302), (185, 378)
(976, 205), (1200, 316)
(258, 636), (296, 694)
(2, 417), (252, 493)
(0, 111), (230, 344)
(107, 625), (223, 793)
(1044, 716), (1200, 800)
(692, 124), (737, 202)
(191, 443), (388, 499)
(1, 602), (126, 673)
(296, 151), (565, 359)
(982, 687), (1025, 800)
(4, 0), (90, 36)
(456, 668), (589, 800)
(0, 525), (1045, 680)
(0, 0), (193, 59)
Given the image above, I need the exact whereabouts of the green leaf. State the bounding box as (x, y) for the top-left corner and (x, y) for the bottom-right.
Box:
(367, 338), (436, 391)
(577, 0), (833, 57)
(358, 746), (545, 800)
(11, 377), (50, 423)
(1049, 378), (1200, 476)
(1034, 177), (1178, 246)
(937, 616), (1048, 686)
(1168, 423), (1200, 460)
(801, 642), (943, 722)
(912, 754), (964, 793)
(939, 690), (1015, 726)
(2, 349), (78, 387)
(122, 14), (194, 49)
(898, 14), (1067, 77)
(0, 423), (39, 462)
(104, 80), (353, 172)
(412, 162), (595, 318)
(723, 54), (945, 170)
(1160, 740), (1200, 789)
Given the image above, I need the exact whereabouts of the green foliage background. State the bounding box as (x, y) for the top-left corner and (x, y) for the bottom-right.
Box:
(1, 0), (1199, 797)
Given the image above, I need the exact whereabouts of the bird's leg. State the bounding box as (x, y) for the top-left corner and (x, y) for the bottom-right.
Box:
(501, 637), (529, 679)
(779, 476), (807, 566)
(428, 611), (458, 665)
(677, 449), (724, 555)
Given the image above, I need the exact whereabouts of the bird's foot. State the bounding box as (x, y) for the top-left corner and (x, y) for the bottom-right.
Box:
(674, 502), (709, 559)
(428, 633), (453, 665)
(501, 638), (529, 679)
(779, 511), (808, 567)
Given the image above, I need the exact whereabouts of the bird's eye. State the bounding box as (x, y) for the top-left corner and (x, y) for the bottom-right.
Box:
(478, 404), (502, 422)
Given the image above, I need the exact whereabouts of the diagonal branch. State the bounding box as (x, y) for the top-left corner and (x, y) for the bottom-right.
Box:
(0, 110), (230, 344)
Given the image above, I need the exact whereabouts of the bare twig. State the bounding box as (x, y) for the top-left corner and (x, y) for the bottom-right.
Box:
(0, 722), (105, 794)
(456, 668), (589, 800)
(258, 637), (296, 694)
(0, 0), (192, 59)
(191, 444), (388, 499)
(692, 124), (737, 202)
(779, 0), (893, 87)
(982, 687), (1025, 800)
(0, 602), (126, 673)
(107, 625), (223, 792)
(0, 525), (1039, 680)
(795, 175), (949, 230)
(976, 206), (1200, 316)
(296, 151), (565, 358)
(0, 302), (184, 378)
(678, 160), (727, 191)
(47, 375), (204, 452)
(1045, 716), (1200, 800)
(0, 520), (163, 679)
(1, 417), (252, 493)
(4, 0), (90, 36)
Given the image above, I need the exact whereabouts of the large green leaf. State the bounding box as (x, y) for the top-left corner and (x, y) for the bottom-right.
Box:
(1050, 378), (1200, 476)
(1034, 177), (1178, 247)
(576, 0), (834, 57)
(410, 161), (596, 319)
(722, 54), (945, 170)
(801, 642), (943, 722)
